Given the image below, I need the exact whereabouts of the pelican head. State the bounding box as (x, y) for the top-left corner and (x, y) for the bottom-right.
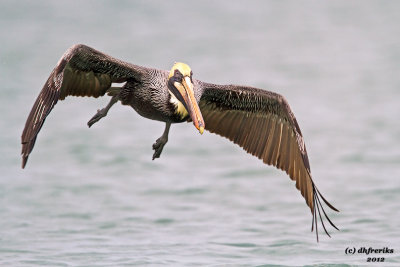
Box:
(168, 62), (205, 134)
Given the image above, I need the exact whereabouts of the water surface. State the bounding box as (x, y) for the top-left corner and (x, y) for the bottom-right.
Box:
(1, 1), (399, 266)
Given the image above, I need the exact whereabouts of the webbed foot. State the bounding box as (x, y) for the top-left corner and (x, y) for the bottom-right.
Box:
(152, 122), (171, 160)
(87, 94), (119, 128)
(152, 136), (168, 160)
(87, 108), (107, 128)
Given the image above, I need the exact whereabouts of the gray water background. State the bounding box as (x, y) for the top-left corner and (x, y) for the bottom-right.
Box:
(1, 1), (399, 266)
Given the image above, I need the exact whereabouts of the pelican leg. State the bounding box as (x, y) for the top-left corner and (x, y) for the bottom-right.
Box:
(152, 122), (171, 160)
(87, 94), (119, 128)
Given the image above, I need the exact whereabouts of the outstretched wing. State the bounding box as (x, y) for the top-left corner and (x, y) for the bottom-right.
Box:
(21, 44), (146, 168)
(198, 81), (338, 240)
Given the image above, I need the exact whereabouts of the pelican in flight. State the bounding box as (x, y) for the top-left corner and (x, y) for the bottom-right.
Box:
(21, 44), (338, 240)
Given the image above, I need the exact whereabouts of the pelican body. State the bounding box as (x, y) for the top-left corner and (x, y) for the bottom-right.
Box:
(119, 63), (202, 126)
(21, 44), (338, 240)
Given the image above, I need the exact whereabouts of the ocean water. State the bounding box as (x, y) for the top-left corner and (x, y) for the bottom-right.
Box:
(1, 1), (399, 266)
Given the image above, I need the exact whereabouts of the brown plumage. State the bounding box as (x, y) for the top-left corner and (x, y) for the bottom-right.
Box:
(21, 44), (338, 241)
(198, 83), (339, 240)
(21, 44), (161, 168)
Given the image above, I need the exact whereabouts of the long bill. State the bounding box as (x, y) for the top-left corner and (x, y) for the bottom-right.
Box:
(174, 77), (205, 134)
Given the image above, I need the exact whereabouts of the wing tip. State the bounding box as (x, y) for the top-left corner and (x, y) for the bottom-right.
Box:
(21, 155), (28, 169)
(317, 186), (339, 212)
(311, 184), (339, 242)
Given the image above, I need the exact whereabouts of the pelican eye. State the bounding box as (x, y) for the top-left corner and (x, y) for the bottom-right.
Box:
(174, 69), (183, 81)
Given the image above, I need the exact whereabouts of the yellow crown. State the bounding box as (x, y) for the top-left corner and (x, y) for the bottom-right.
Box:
(169, 62), (192, 78)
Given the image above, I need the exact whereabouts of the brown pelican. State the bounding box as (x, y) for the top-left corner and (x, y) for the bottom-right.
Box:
(21, 44), (338, 240)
